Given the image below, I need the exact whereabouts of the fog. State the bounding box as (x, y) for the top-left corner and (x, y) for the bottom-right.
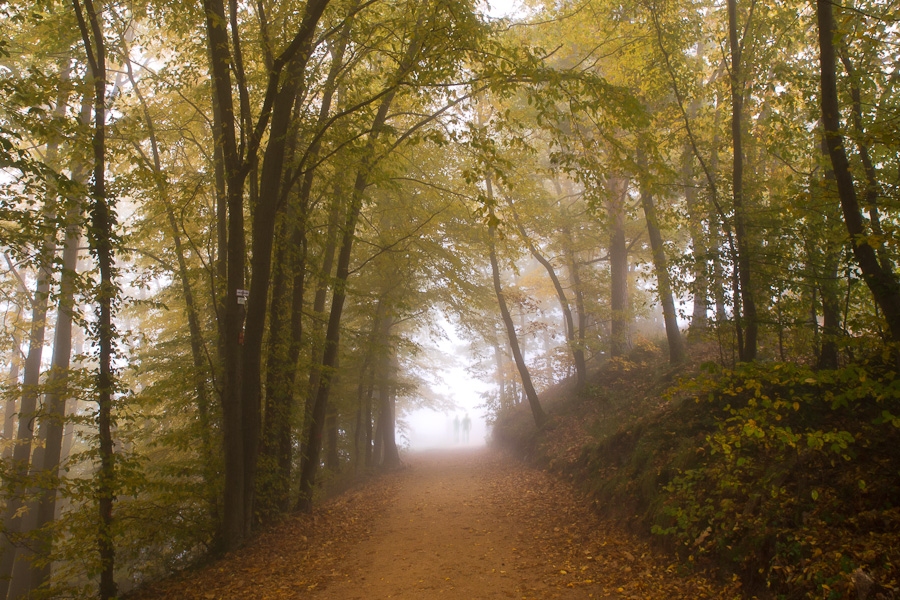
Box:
(399, 318), (492, 450)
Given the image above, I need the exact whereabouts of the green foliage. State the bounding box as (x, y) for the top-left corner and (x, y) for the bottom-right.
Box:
(650, 358), (900, 597)
(497, 343), (900, 599)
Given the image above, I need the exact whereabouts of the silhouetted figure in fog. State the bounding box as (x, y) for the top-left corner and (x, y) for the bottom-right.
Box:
(462, 413), (471, 444)
(454, 415), (460, 443)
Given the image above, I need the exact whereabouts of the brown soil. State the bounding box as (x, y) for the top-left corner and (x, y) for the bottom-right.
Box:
(131, 447), (747, 600)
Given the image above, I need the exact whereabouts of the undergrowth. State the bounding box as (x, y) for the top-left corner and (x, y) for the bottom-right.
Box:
(492, 340), (900, 599)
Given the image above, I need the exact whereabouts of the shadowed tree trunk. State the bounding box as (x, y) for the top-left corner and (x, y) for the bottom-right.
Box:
(202, 0), (331, 546)
(297, 14), (427, 510)
(485, 182), (546, 428)
(727, 0), (758, 361)
(815, 0), (900, 343)
(607, 177), (630, 358)
(0, 238), (55, 600)
(637, 150), (686, 364)
(73, 0), (118, 594)
(0, 60), (73, 600)
(11, 84), (92, 598)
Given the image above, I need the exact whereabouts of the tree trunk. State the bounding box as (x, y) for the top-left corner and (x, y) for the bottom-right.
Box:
(1, 310), (22, 461)
(259, 16), (354, 516)
(0, 236), (55, 600)
(728, 0), (758, 361)
(682, 147), (709, 335)
(838, 50), (892, 274)
(485, 183), (546, 428)
(0, 60), (73, 599)
(73, 0), (117, 594)
(815, 0), (900, 343)
(124, 45), (220, 528)
(607, 177), (630, 358)
(203, 0), (247, 550)
(13, 84), (92, 596)
(203, 0), (331, 546)
(296, 18), (426, 510)
(377, 331), (400, 469)
(637, 151), (686, 364)
(560, 228), (588, 371)
(508, 206), (586, 387)
(325, 403), (340, 472)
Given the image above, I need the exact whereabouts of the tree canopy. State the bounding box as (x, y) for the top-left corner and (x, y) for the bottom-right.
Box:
(0, 0), (897, 596)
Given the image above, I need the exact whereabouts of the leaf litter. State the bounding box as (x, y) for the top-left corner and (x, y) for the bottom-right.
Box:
(129, 448), (747, 599)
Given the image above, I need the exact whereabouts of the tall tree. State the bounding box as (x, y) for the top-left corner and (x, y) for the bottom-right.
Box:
(815, 0), (900, 344)
(637, 148), (686, 364)
(485, 182), (546, 427)
(72, 0), (118, 595)
(727, 0), (758, 361)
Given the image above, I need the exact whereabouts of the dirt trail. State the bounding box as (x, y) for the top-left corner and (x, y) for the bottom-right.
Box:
(311, 448), (557, 599)
(132, 448), (746, 600)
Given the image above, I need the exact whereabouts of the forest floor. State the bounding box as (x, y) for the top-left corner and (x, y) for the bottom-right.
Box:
(130, 447), (749, 600)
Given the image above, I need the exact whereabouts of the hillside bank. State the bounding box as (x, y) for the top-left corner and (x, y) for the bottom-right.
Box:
(492, 340), (900, 600)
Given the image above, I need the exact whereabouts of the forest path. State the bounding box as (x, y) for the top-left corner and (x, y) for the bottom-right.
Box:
(131, 448), (745, 600)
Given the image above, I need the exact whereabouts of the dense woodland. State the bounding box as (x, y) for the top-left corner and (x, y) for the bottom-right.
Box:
(0, 0), (898, 597)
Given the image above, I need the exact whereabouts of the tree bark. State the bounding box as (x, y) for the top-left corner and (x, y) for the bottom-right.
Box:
(124, 44), (220, 527)
(485, 184), (546, 428)
(203, 0), (331, 546)
(637, 151), (686, 364)
(815, 0), (900, 343)
(728, 0), (758, 361)
(259, 14), (353, 517)
(682, 147), (709, 334)
(73, 0), (117, 594)
(508, 206), (586, 387)
(607, 177), (629, 358)
(0, 238), (55, 600)
(14, 84), (92, 597)
(297, 16), (426, 510)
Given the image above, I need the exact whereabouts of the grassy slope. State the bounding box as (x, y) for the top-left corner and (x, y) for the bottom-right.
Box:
(492, 340), (900, 600)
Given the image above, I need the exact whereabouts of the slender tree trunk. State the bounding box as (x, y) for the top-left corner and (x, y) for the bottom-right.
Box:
(684, 45), (709, 335)
(1, 313), (22, 459)
(301, 190), (342, 467)
(637, 151), (685, 364)
(607, 177), (629, 358)
(815, 0), (900, 343)
(124, 48), (219, 527)
(325, 403), (340, 472)
(203, 0), (331, 547)
(838, 50), (892, 274)
(73, 0), (117, 594)
(296, 18), (426, 509)
(203, 0), (247, 550)
(683, 147), (709, 334)
(1, 258), (26, 464)
(259, 15), (353, 516)
(508, 206), (586, 387)
(0, 240), (55, 600)
(376, 322), (400, 469)
(560, 229), (588, 370)
(15, 87), (92, 596)
(485, 184), (546, 427)
(728, 0), (758, 361)
(492, 340), (508, 409)
(15, 209), (82, 598)
(1, 60), (74, 598)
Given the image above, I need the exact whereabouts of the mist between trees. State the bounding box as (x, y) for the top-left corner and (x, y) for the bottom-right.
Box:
(0, 0), (897, 597)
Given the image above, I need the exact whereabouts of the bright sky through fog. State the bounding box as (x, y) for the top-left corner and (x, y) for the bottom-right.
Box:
(401, 319), (491, 450)
(481, 0), (523, 18)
